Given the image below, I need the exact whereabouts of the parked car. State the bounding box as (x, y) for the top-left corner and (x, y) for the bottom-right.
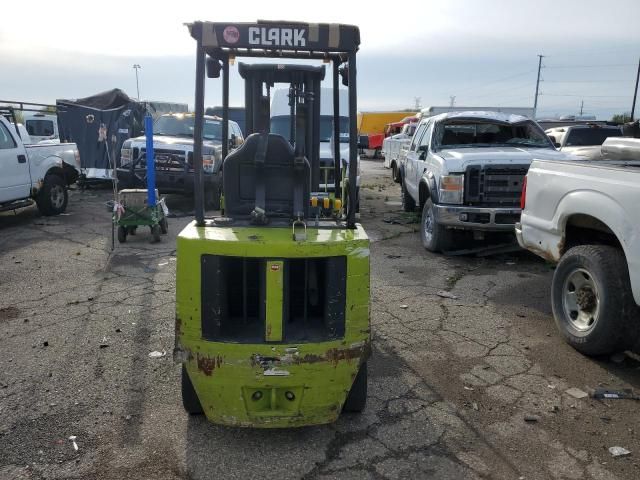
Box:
(117, 113), (243, 210)
(399, 111), (568, 252)
(545, 124), (623, 159)
(357, 111), (415, 158)
(516, 137), (640, 355)
(383, 122), (417, 182)
(0, 115), (80, 215)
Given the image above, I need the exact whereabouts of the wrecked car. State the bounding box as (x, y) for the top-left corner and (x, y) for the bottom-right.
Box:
(399, 111), (568, 252)
(0, 113), (80, 215)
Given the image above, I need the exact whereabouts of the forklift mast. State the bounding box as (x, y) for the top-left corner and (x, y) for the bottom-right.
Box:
(188, 20), (360, 228)
(239, 63), (324, 191)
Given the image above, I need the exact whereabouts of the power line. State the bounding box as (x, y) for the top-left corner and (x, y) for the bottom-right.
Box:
(541, 93), (630, 98)
(445, 69), (537, 97)
(544, 64), (636, 69)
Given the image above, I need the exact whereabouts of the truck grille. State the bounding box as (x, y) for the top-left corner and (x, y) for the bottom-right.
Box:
(464, 165), (528, 207)
(200, 255), (346, 343)
(134, 148), (191, 171)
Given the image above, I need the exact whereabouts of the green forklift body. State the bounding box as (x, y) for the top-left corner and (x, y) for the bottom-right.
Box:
(175, 221), (370, 427)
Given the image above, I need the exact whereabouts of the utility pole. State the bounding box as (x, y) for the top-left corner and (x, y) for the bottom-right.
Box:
(449, 96), (456, 108)
(533, 54), (544, 118)
(631, 56), (640, 121)
(413, 97), (422, 110)
(132, 64), (142, 100)
(579, 100), (584, 116)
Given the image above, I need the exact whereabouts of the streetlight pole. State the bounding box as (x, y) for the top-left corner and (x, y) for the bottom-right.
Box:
(132, 64), (141, 100)
(533, 54), (544, 119)
(631, 57), (640, 121)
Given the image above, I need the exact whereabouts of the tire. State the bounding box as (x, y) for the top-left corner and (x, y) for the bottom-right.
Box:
(117, 226), (127, 243)
(401, 176), (416, 212)
(181, 365), (203, 415)
(159, 217), (168, 234)
(343, 362), (367, 413)
(36, 174), (68, 216)
(151, 224), (161, 243)
(420, 198), (453, 253)
(392, 163), (400, 183)
(205, 186), (221, 211)
(551, 245), (639, 356)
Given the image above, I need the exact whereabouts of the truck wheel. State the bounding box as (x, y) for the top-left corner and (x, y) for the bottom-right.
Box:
(421, 198), (453, 253)
(401, 177), (416, 212)
(392, 163), (400, 183)
(551, 245), (639, 356)
(117, 226), (127, 243)
(181, 365), (203, 415)
(36, 174), (68, 216)
(343, 362), (367, 413)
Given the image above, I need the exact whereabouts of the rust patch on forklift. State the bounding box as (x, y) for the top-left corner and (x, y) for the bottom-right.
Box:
(197, 354), (223, 376)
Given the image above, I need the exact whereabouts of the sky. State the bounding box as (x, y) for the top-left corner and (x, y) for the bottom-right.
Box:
(1, 0), (639, 120)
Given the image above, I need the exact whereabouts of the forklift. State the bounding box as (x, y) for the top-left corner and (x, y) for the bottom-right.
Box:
(175, 20), (370, 427)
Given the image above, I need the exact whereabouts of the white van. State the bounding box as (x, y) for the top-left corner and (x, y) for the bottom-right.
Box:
(23, 113), (59, 143)
(270, 88), (358, 191)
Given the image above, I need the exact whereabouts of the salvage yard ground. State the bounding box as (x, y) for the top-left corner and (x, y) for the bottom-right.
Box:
(1, 160), (639, 480)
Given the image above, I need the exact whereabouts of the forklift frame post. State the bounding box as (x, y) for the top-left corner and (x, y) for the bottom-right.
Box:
(222, 55), (230, 161)
(332, 60), (341, 200)
(347, 52), (358, 228)
(193, 31), (206, 226)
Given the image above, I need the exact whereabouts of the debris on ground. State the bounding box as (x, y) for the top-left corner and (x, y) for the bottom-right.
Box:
(99, 336), (109, 348)
(524, 415), (541, 423)
(399, 304), (408, 309)
(565, 387), (588, 399)
(590, 388), (640, 401)
(69, 436), (78, 451)
(608, 446), (631, 457)
(148, 350), (166, 358)
(436, 290), (458, 300)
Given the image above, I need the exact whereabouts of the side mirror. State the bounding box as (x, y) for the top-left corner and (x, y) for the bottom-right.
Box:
(418, 145), (428, 160)
(358, 135), (369, 149)
(206, 57), (222, 78)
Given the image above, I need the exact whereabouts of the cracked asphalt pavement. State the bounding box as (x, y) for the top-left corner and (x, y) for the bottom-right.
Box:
(1, 159), (639, 479)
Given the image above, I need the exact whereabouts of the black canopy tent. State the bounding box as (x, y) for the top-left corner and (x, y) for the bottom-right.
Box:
(56, 89), (146, 180)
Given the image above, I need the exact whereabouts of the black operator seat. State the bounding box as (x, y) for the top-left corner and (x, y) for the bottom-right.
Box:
(223, 133), (310, 220)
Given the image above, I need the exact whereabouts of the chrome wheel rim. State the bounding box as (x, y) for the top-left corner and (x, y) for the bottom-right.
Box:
(423, 205), (434, 244)
(50, 185), (65, 209)
(562, 268), (600, 332)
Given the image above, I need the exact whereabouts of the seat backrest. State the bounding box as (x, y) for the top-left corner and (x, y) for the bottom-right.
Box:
(223, 133), (310, 219)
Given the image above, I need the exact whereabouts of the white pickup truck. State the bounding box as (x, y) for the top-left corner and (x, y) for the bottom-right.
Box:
(545, 124), (623, 160)
(400, 111), (568, 252)
(383, 122), (417, 183)
(0, 115), (80, 215)
(516, 137), (640, 355)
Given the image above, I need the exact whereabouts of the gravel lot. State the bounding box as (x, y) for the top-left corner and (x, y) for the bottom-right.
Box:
(1, 159), (639, 480)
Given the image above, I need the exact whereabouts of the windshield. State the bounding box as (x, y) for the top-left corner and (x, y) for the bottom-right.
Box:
(565, 128), (622, 147)
(270, 115), (349, 143)
(434, 120), (552, 149)
(153, 116), (222, 141)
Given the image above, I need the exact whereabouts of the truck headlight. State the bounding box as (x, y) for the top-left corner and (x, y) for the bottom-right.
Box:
(120, 147), (132, 166)
(439, 174), (464, 204)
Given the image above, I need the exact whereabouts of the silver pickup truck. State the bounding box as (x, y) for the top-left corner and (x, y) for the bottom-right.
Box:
(399, 111), (568, 252)
(517, 137), (640, 355)
(0, 116), (80, 215)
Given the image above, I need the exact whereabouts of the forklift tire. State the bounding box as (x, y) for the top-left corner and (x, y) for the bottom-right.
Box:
(117, 226), (127, 243)
(343, 362), (367, 413)
(181, 365), (203, 415)
(151, 225), (161, 243)
(159, 218), (168, 234)
(36, 174), (68, 216)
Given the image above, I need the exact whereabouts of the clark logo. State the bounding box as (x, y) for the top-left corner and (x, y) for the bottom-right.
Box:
(248, 27), (306, 47)
(223, 26), (240, 44)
